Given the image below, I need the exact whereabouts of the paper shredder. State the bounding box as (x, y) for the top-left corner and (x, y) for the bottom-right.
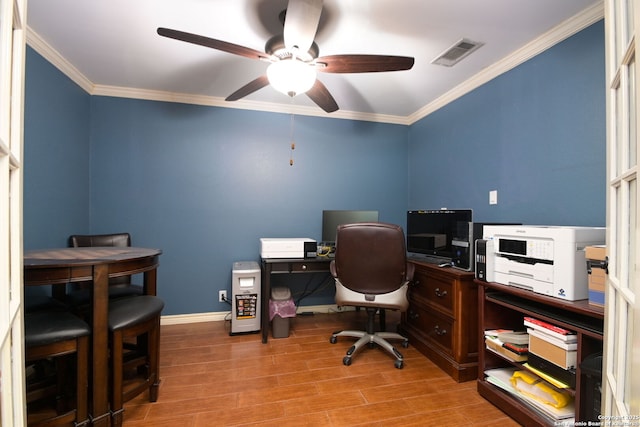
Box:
(230, 261), (261, 335)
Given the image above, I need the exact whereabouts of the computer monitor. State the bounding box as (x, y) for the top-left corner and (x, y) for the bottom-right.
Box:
(406, 209), (473, 264)
(321, 210), (379, 244)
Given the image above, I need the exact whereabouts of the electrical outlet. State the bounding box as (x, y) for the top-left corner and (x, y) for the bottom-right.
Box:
(218, 290), (227, 303)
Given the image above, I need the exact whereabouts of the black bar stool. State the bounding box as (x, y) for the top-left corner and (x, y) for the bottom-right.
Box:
(108, 295), (164, 427)
(66, 233), (143, 307)
(24, 307), (90, 427)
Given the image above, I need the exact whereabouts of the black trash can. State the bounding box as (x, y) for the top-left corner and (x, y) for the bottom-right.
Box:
(580, 352), (603, 422)
(270, 287), (295, 338)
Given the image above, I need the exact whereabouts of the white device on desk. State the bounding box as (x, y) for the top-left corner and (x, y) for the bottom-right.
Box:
(475, 239), (494, 282)
(260, 238), (317, 258)
(482, 225), (605, 301)
(230, 261), (261, 335)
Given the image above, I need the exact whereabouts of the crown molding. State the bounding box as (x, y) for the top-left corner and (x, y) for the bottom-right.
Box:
(407, 2), (604, 125)
(26, 26), (94, 93)
(92, 84), (411, 125)
(26, 2), (602, 127)
(25, 25), (409, 125)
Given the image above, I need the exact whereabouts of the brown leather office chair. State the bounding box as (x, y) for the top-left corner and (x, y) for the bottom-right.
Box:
(66, 233), (143, 304)
(329, 222), (414, 368)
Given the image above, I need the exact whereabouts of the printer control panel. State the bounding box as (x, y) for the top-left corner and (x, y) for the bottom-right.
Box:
(497, 237), (554, 261)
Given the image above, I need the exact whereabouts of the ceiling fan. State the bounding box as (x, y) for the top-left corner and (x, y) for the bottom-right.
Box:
(157, 0), (414, 113)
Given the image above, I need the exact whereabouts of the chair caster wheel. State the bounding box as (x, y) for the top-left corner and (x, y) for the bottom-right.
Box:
(343, 356), (352, 366)
(330, 336), (337, 344)
(394, 360), (404, 369)
(368, 342), (376, 349)
(401, 340), (409, 348)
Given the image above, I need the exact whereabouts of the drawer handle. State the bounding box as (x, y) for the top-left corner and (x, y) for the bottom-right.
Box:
(434, 325), (447, 336)
(435, 287), (447, 298)
(301, 264), (307, 270)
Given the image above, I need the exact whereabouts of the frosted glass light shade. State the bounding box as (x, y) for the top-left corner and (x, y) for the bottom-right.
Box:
(267, 59), (316, 97)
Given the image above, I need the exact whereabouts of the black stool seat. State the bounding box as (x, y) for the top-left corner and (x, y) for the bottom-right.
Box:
(25, 311), (90, 347)
(108, 295), (164, 331)
(25, 310), (90, 427)
(108, 295), (164, 427)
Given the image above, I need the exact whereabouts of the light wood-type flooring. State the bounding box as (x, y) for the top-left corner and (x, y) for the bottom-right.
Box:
(123, 310), (519, 426)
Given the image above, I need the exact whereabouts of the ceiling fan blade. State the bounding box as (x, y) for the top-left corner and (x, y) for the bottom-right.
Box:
(157, 27), (270, 61)
(316, 54), (415, 73)
(306, 79), (338, 113)
(225, 75), (271, 101)
(283, 0), (323, 54)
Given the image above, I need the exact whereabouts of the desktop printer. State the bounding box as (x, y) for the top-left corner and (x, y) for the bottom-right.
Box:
(260, 238), (317, 259)
(482, 225), (605, 301)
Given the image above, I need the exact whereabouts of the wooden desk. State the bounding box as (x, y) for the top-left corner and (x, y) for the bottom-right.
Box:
(400, 261), (477, 382)
(260, 257), (332, 343)
(24, 247), (161, 427)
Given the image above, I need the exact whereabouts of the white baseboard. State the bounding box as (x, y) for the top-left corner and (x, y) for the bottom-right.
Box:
(160, 304), (355, 325)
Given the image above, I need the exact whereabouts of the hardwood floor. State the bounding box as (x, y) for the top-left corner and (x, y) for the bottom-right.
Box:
(123, 310), (519, 426)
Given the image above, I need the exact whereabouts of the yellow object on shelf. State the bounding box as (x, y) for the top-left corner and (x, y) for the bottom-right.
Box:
(510, 370), (572, 409)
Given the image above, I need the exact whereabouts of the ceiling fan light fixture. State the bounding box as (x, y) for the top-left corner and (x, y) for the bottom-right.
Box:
(267, 59), (316, 97)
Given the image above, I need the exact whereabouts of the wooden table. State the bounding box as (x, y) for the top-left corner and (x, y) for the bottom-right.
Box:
(24, 247), (162, 427)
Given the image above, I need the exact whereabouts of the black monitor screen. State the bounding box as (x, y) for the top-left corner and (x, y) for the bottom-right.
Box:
(322, 210), (379, 243)
(406, 209), (472, 261)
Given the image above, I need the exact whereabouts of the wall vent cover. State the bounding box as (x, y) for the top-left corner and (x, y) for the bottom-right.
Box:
(431, 38), (484, 67)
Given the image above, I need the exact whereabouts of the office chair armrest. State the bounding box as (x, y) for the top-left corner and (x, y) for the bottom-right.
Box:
(330, 260), (337, 278)
(405, 262), (415, 282)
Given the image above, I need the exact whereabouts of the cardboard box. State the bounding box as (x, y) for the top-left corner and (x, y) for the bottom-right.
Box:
(586, 245), (607, 307)
(528, 330), (577, 369)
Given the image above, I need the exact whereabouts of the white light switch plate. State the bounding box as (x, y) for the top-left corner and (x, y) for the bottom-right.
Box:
(489, 190), (498, 205)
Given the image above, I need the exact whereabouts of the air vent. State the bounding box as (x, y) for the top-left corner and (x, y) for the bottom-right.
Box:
(431, 38), (484, 67)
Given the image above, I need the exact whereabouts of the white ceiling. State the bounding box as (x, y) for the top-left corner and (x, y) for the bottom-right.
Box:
(26, 0), (603, 124)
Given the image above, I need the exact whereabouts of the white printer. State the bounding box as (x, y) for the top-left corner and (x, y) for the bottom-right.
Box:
(482, 225), (605, 300)
(260, 238), (317, 259)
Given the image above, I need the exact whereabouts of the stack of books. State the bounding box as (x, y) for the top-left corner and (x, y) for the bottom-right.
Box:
(485, 329), (529, 362)
(524, 317), (577, 368)
(523, 317), (577, 388)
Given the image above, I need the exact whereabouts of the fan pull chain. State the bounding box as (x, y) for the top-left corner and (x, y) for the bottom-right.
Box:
(289, 113), (296, 166)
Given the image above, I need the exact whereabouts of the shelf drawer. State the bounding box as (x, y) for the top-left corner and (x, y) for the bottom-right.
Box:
(406, 303), (453, 354)
(411, 270), (454, 315)
(268, 261), (331, 273)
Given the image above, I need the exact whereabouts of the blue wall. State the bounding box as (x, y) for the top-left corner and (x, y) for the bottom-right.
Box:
(24, 48), (91, 249)
(409, 21), (605, 226)
(87, 98), (408, 313)
(23, 20), (605, 315)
